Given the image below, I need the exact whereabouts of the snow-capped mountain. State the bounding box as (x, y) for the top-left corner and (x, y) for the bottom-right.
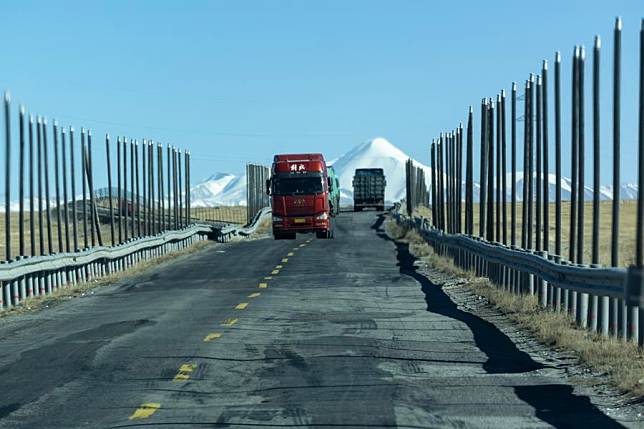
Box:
(186, 136), (639, 207)
(190, 173), (246, 207)
(329, 137), (432, 204)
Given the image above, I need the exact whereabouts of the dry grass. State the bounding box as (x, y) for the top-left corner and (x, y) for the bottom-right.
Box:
(387, 218), (644, 399)
(412, 200), (638, 267)
(0, 239), (214, 319)
(191, 206), (247, 225)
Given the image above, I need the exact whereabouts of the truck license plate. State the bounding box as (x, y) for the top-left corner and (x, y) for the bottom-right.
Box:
(293, 218), (306, 224)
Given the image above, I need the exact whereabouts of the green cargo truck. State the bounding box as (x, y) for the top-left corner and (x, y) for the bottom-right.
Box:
(352, 168), (386, 211)
(327, 166), (340, 215)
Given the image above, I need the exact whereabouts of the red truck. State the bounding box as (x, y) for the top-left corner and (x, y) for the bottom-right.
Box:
(266, 153), (335, 240)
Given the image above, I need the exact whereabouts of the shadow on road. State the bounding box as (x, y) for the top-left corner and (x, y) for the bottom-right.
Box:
(373, 214), (626, 429)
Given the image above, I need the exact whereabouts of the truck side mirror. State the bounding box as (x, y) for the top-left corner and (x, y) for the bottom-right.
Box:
(265, 179), (271, 196)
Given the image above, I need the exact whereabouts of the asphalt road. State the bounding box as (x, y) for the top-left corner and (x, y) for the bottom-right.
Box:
(0, 211), (635, 428)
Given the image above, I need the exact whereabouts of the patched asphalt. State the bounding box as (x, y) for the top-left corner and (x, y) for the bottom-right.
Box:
(0, 211), (636, 428)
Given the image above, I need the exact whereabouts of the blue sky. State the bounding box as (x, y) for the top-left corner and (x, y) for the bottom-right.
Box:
(0, 0), (641, 187)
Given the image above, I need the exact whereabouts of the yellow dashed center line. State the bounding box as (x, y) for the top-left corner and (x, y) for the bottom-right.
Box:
(299, 244), (306, 248)
(222, 318), (238, 327)
(258, 282), (268, 288)
(281, 258), (289, 263)
(275, 265), (283, 269)
(173, 363), (197, 381)
(203, 332), (223, 342)
(264, 276), (273, 280)
(287, 252), (294, 256)
(248, 292), (261, 298)
(271, 270), (280, 275)
(235, 302), (249, 310)
(129, 403), (161, 420)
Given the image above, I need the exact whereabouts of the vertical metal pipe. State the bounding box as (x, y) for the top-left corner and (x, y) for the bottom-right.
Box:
(527, 78), (534, 251)
(555, 52), (563, 257)
(141, 140), (147, 235)
(536, 77), (543, 252)
(438, 135), (445, 231)
(81, 129), (88, 249)
(157, 144), (162, 232)
(167, 145), (171, 229)
(187, 151), (191, 224)
(495, 96), (502, 242)
(612, 18), (622, 268)
(570, 48), (579, 263)
(61, 128), (69, 252)
(18, 106), (25, 257)
(542, 61), (550, 253)
(3, 93), (10, 261)
(467, 107), (474, 235)
(173, 147), (177, 229)
(592, 37), (601, 266)
(106, 135), (115, 245)
(135, 141), (140, 237)
(431, 140), (437, 227)
(53, 121), (62, 252)
(116, 137), (122, 242)
(29, 116), (35, 257)
(178, 151), (183, 227)
(487, 99), (495, 242)
(637, 18), (644, 268)
(131, 140), (136, 236)
(501, 91), (508, 245)
(123, 138), (128, 240)
(70, 127), (78, 252)
(480, 100), (488, 238)
(458, 124), (463, 233)
(43, 119), (53, 254)
(87, 132), (100, 247)
(37, 118), (44, 255)
(511, 84), (517, 246)
(578, 47), (586, 264)
(522, 82), (529, 250)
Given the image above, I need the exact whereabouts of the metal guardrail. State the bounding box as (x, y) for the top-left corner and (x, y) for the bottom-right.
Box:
(394, 209), (644, 345)
(0, 207), (272, 311)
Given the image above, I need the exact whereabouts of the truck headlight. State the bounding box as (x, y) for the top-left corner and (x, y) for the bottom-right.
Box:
(316, 213), (328, 220)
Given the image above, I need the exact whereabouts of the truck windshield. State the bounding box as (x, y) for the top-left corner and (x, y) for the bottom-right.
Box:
(273, 177), (323, 195)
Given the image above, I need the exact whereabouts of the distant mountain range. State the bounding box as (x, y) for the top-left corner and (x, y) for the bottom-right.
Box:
(0, 137), (639, 211)
(188, 137), (639, 207)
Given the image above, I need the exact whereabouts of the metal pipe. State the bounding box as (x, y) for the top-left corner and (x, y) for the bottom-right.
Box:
(117, 137), (122, 242)
(570, 47), (579, 263)
(62, 128), (69, 253)
(577, 47), (586, 264)
(536, 76), (543, 251)
(70, 127), (78, 252)
(37, 118), (44, 255)
(135, 141), (140, 237)
(18, 106), (25, 257)
(637, 18), (644, 268)
(496, 95), (501, 242)
(592, 36), (601, 265)
(3, 93), (10, 261)
(466, 107), (474, 235)
(527, 77), (534, 251)
(555, 52), (562, 257)
(29, 116), (35, 257)
(123, 138), (128, 240)
(612, 17), (622, 268)
(542, 61), (550, 253)
(167, 145), (171, 229)
(106, 135), (115, 245)
(501, 91), (507, 244)
(53, 121), (62, 252)
(43, 119), (53, 254)
(480, 100), (488, 238)
(511, 84), (517, 246)
(81, 129), (88, 249)
(522, 82), (529, 250)
(487, 99), (495, 242)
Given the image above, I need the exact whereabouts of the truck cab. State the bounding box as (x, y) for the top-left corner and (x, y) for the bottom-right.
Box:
(267, 153), (335, 239)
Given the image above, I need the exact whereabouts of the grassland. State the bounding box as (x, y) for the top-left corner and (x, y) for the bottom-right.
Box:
(0, 205), (248, 260)
(414, 200), (639, 267)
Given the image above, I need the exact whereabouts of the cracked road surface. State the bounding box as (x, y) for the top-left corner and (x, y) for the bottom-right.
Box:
(0, 212), (635, 428)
